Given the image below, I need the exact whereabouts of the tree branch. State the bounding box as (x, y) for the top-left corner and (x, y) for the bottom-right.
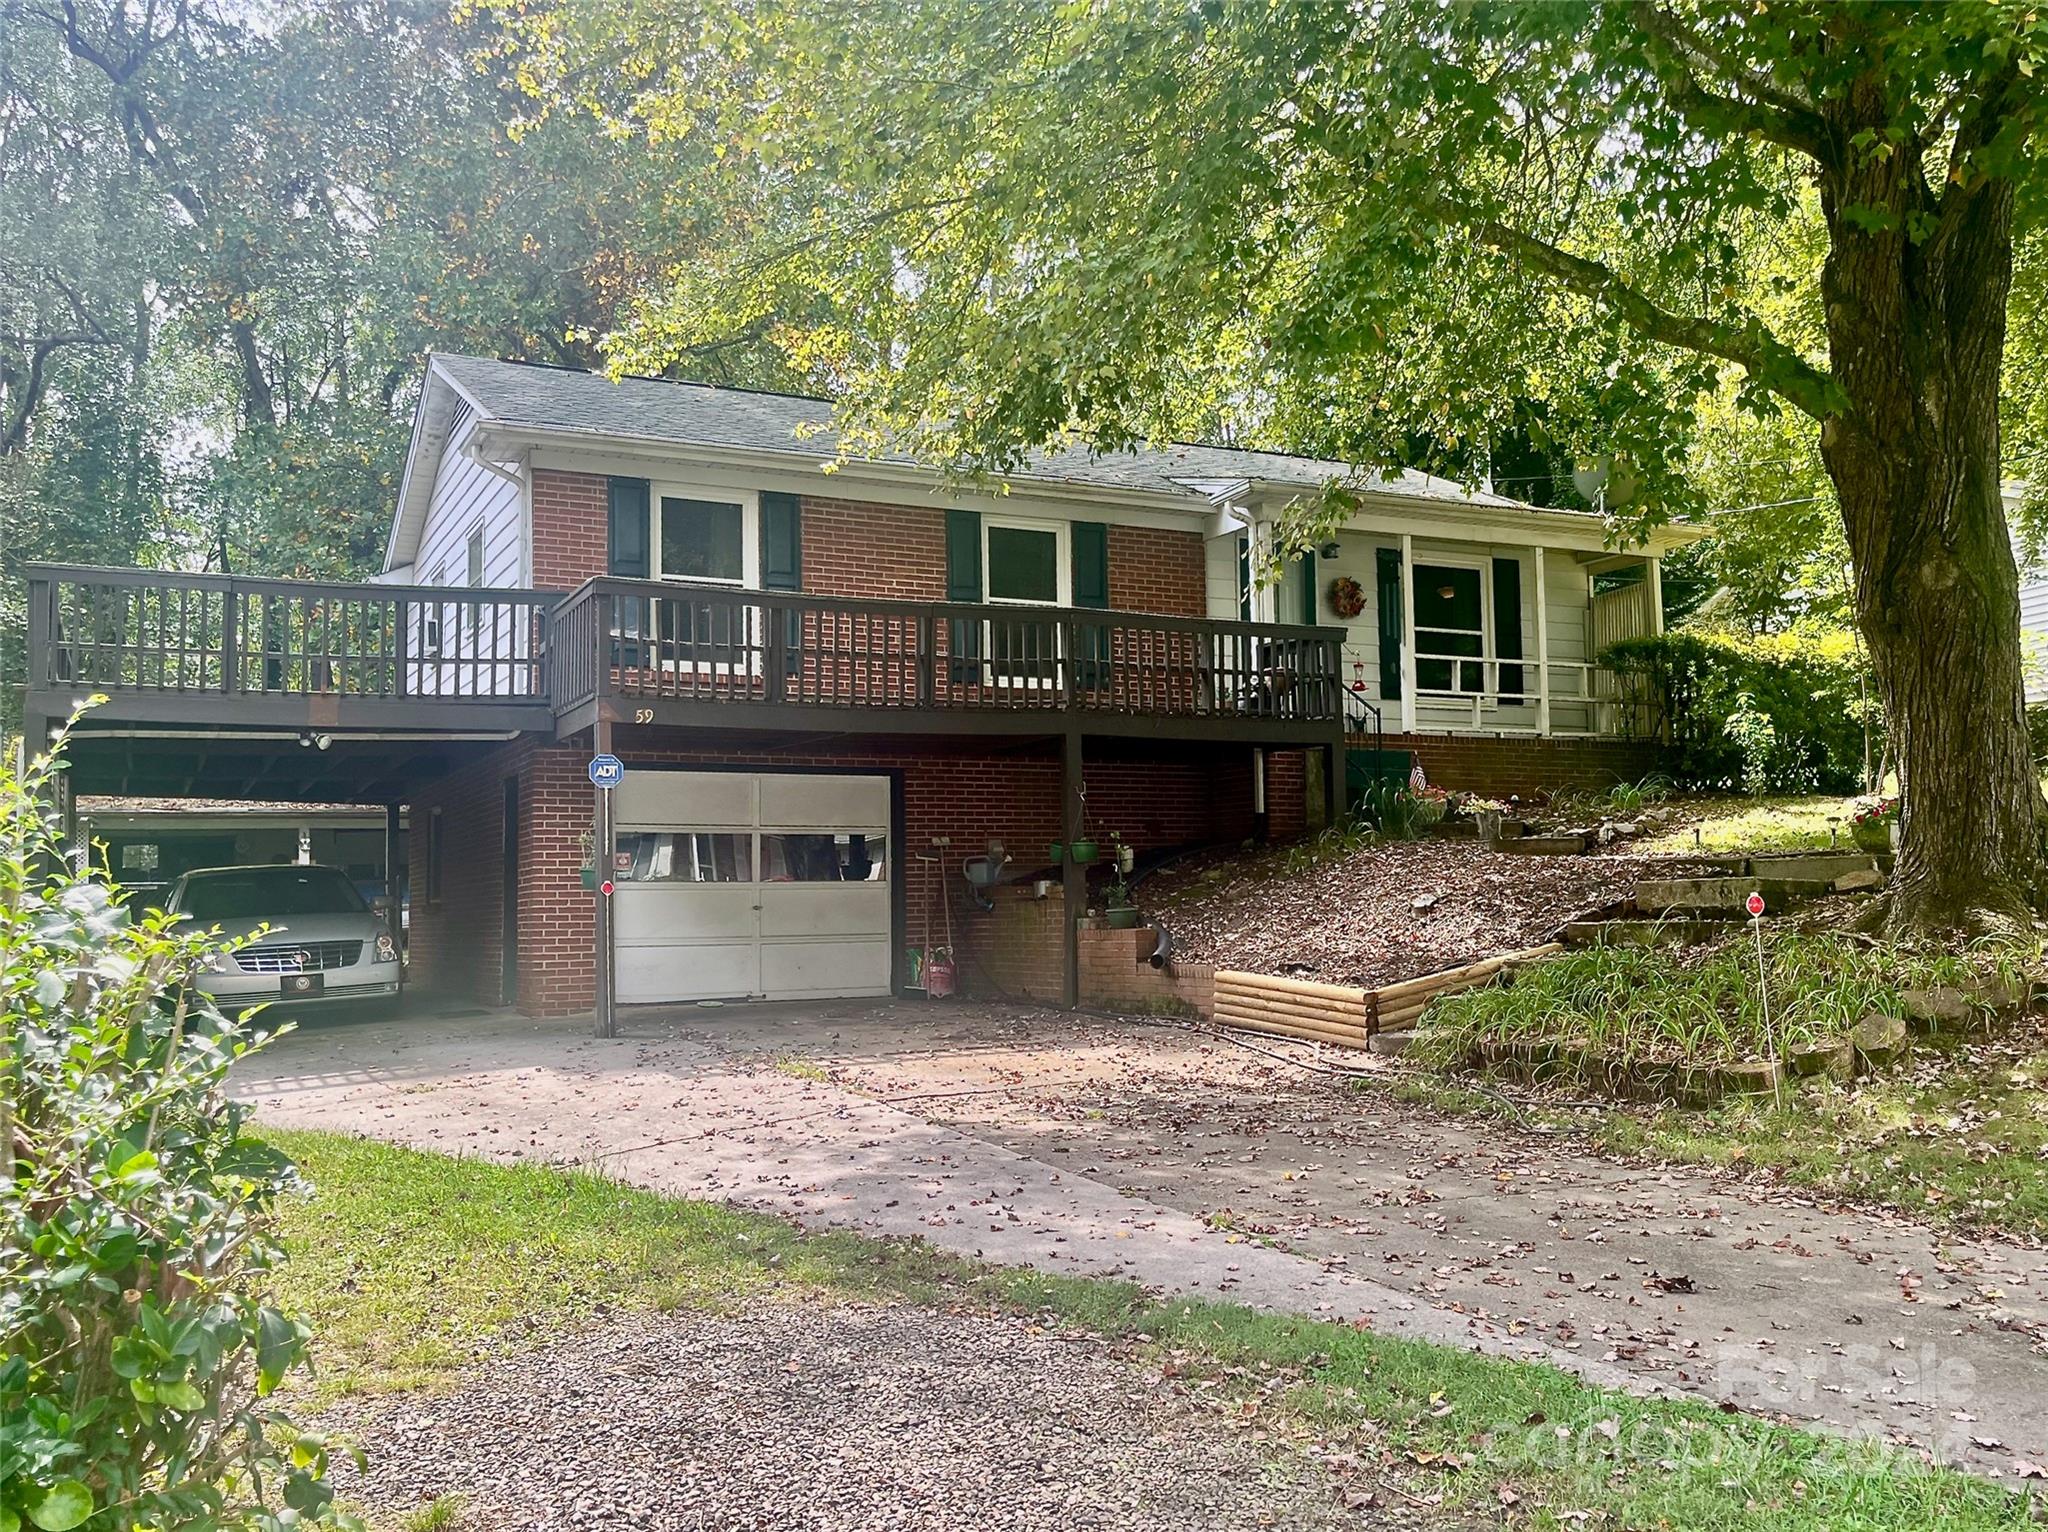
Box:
(1631, 4), (1829, 159)
(1444, 202), (1838, 420)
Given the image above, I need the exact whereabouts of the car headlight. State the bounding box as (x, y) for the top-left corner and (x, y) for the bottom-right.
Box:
(374, 932), (398, 963)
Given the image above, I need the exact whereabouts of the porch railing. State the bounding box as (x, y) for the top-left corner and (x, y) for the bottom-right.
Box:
(25, 565), (554, 704)
(548, 577), (1345, 724)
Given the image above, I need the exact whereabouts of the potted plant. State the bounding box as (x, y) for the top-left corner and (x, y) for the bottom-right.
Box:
(1464, 795), (1508, 844)
(1849, 795), (1897, 854)
(1408, 784), (1450, 828)
(1110, 831), (1136, 874)
(1104, 874), (1140, 928)
(1048, 840), (1066, 864)
(1069, 835), (1100, 865)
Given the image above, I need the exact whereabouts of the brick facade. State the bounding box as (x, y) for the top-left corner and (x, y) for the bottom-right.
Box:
(1377, 732), (1670, 798)
(530, 470), (607, 590)
(406, 732), (1269, 1019)
(521, 471), (1209, 620)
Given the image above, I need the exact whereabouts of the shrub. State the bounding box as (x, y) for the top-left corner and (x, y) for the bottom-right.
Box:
(1599, 629), (1875, 793)
(1, 728), (350, 1532)
(1418, 933), (1995, 1067)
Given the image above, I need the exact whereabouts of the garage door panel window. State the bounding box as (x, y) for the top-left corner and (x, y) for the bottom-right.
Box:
(760, 831), (887, 882)
(617, 830), (753, 883)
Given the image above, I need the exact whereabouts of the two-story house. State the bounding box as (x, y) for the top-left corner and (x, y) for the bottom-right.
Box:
(21, 354), (1699, 1020)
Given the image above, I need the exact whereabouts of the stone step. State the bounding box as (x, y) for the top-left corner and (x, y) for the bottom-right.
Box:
(1495, 834), (1589, 857)
(1745, 851), (1883, 882)
(1633, 875), (1834, 915)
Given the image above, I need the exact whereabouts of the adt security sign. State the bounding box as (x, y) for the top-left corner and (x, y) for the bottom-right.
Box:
(588, 753), (625, 789)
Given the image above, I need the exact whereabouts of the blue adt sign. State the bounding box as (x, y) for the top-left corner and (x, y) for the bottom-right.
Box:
(588, 753), (625, 789)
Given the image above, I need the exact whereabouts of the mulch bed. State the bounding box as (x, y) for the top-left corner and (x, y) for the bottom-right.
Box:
(1144, 834), (1715, 988)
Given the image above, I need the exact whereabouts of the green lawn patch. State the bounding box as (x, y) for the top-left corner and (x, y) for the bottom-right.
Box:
(265, 1129), (2034, 1531)
(1637, 793), (1864, 855)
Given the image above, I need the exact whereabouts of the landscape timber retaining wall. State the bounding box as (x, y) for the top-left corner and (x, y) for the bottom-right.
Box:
(1210, 942), (1566, 1051)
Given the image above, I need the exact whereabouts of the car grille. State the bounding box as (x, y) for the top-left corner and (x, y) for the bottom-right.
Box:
(234, 940), (364, 974)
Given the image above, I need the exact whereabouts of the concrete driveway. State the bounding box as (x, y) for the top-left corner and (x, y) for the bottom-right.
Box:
(234, 995), (2048, 1477)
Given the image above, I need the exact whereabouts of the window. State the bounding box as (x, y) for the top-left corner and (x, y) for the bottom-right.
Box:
(1412, 563), (1485, 693)
(615, 831), (752, 883)
(659, 497), (744, 582)
(465, 527), (485, 637)
(423, 563), (448, 657)
(985, 523), (1061, 604)
(176, 865), (367, 921)
(761, 832), (887, 882)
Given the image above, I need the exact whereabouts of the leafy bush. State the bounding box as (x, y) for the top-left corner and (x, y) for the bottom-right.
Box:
(1600, 630), (1876, 793)
(1418, 934), (1995, 1067)
(1, 731), (350, 1531)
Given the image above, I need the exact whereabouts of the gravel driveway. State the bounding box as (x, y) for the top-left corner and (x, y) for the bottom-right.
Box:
(326, 1305), (1409, 1531)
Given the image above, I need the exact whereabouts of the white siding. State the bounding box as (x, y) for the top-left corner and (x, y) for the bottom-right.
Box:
(2022, 571), (2048, 705)
(408, 407), (529, 696)
(1204, 532), (1241, 621)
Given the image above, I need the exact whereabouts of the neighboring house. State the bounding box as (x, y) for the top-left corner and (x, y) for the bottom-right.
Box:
(2008, 482), (2048, 706)
(22, 354), (1701, 1019)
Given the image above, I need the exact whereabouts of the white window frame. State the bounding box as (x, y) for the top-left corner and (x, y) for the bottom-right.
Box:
(645, 484), (761, 677)
(979, 514), (1069, 688)
(1410, 553), (1492, 698)
(652, 485), (759, 588)
(981, 514), (1070, 607)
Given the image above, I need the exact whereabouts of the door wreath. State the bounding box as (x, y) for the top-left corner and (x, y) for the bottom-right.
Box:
(1328, 575), (1367, 620)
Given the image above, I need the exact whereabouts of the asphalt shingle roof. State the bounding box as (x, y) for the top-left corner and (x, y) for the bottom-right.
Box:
(433, 353), (1537, 511)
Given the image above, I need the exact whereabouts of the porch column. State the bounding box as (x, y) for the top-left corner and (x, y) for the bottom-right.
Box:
(1061, 728), (1085, 1009)
(1398, 533), (1417, 735)
(1648, 556), (1666, 635)
(1531, 545), (1552, 737)
(384, 802), (404, 984)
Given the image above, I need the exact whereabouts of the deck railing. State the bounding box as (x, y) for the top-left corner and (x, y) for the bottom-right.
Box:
(548, 578), (1345, 724)
(24, 565), (1346, 729)
(26, 565), (554, 704)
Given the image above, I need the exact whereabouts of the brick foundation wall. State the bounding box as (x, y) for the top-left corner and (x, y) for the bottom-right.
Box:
(1266, 750), (1308, 838)
(986, 891), (1216, 1016)
(427, 736), (1266, 1019)
(530, 469), (607, 590)
(1377, 732), (1671, 798)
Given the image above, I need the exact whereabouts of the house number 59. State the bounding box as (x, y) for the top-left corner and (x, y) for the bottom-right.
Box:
(632, 708), (655, 724)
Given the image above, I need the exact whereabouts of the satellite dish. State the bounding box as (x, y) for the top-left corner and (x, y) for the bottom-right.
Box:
(1571, 455), (1639, 510)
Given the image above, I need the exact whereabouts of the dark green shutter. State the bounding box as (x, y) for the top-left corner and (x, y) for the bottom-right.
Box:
(1299, 551), (1318, 625)
(760, 491), (802, 590)
(1072, 520), (1110, 686)
(945, 509), (982, 680)
(1492, 556), (1525, 702)
(606, 477), (650, 578)
(761, 491), (802, 676)
(1375, 547), (1403, 699)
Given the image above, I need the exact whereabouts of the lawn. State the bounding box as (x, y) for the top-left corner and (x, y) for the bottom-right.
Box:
(1635, 793), (1866, 855)
(265, 1128), (2036, 1532)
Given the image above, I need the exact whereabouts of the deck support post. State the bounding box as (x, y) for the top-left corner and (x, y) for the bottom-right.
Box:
(383, 802), (405, 991)
(1325, 726), (1346, 826)
(593, 717), (617, 1039)
(1061, 728), (1085, 1009)
(1532, 545), (1552, 738)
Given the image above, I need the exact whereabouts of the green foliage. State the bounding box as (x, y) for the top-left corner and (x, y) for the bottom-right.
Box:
(1420, 936), (1989, 1068)
(1602, 631), (1874, 794)
(0, 730), (348, 1531)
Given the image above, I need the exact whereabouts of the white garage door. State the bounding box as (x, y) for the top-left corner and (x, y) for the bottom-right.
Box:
(612, 770), (892, 1004)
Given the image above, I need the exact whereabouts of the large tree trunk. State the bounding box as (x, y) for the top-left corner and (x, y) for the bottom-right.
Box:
(1817, 106), (2047, 930)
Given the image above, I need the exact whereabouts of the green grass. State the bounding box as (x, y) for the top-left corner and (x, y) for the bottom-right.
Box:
(1419, 934), (1991, 1067)
(1637, 793), (1863, 854)
(266, 1129), (2036, 1531)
